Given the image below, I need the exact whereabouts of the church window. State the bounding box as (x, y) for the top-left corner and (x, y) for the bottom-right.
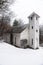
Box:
(36, 30), (38, 32)
(32, 26), (33, 29)
(31, 17), (32, 20)
(32, 39), (33, 45)
(15, 37), (16, 44)
(36, 17), (37, 20)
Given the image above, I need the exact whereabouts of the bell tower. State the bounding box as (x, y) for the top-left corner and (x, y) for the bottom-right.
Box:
(28, 12), (40, 49)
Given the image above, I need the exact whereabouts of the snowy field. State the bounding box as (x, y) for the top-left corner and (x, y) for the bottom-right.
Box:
(0, 41), (43, 65)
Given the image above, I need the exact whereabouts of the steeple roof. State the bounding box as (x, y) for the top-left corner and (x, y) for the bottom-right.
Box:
(28, 12), (40, 18)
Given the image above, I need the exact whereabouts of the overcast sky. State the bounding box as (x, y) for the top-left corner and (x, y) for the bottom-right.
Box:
(10, 0), (43, 25)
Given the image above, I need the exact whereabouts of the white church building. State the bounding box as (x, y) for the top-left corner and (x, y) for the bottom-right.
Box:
(3, 12), (40, 49)
(20, 12), (40, 49)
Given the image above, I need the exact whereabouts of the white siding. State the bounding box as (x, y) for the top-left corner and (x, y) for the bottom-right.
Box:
(29, 16), (39, 49)
(35, 18), (39, 48)
(13, 33), (20, 47)
(20, 27), (30, 45)
(29, 17), (35, 48)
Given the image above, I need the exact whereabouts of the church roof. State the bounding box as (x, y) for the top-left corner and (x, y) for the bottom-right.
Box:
(3, 24), (29, 33)
(12, 24), (28, 33)
(28, 12), (40, 18)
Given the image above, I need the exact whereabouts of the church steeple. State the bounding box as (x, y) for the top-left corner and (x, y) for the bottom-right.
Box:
(28, 12), (40, 49)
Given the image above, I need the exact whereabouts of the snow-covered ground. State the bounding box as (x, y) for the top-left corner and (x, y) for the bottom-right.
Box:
(0, 41), (43, 65)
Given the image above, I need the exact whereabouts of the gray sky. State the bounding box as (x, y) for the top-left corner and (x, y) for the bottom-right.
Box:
(9, 0), (43, 25)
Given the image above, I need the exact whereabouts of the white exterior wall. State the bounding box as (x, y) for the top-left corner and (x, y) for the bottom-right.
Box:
(13, 33), (20, 47)
(20, 27), (30, 45)
(35, 18), (39, 48)
(29, 16), (39, 49)
(29, 17), (35, 48)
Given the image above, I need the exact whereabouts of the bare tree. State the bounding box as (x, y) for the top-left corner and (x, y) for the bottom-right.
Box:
(0, 0), (15, 12)
(0, 15), (11, 37)
(0, 0), (15, 37)
(18, 19), (24, 26)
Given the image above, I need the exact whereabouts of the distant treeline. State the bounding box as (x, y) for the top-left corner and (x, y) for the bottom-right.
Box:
(39, 25), (43, 44)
